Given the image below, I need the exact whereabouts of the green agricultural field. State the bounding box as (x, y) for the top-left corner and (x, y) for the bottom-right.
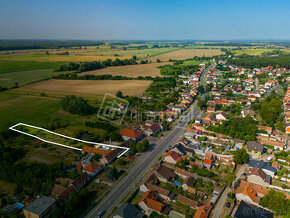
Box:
(0, 92), (61, 132)
(0, 69), (72, 88)
(232, 48), (290, 56)
(93, 47), (180, 58)
(182, 60), (201, 65)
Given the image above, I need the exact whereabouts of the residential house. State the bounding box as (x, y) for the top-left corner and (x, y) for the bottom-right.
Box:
(24, 196), (56, 218)
(260, 139), (285, 150)
(177, 195), (198, 209)
(241, 109), (255, 118)
(189, 161), (203, 169)
(234, 139), (245, 149)
(247, 167), (271, 187)
(248, 159), (277, 177)
(70, 173), (89, 190)
(216, 112), (227, 121)
(272, 161), (282, 170)
(246, 141), (264, 155)
(51, 184), (73, 202)
(203, 159), (213, 169)
(83, 162), (101, 177)
(145, 184), (171, 201)
(175, 167), (190, 179)
(100, 148), (122, 165)
(153, 165), (176, 183)
(235, 180), (268, 204)
(138, 190), (164, 215)
(172, 144), (194, 157)
(120, 129), (145, 142)
(164, 151), (182, 164)
(234, 200), (273, 218)
(207, 107), (215, 113)
(140, 173), (159, 193)
(82, 146), (111, 155)
(258, 125), (273, 134)
(140, 121), (161, 136)
(182, 177), (196, 194)
(113, 203), (144, 218)
(194, 203), (213, 218)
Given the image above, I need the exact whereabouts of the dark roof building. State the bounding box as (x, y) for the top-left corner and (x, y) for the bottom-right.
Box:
(24, 196), (56, 218)
(234, 200), (273, 218)
(113, 203), (144, 218)
(247, 141), (264, 153)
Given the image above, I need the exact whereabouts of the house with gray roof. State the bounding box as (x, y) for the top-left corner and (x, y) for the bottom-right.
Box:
(113, 203), (144, 218)
(23, 195), (56, 218)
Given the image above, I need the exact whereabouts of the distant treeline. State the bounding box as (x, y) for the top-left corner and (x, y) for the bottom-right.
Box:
(0, 40), (105, 50)
(53, 73), (174, 83)
(54, 58), (137, 72)
(201, 42), (255, 47)
(227, 55), (290, 68)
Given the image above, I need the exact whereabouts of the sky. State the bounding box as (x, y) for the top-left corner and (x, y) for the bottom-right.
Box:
(0, 0), (290, 40)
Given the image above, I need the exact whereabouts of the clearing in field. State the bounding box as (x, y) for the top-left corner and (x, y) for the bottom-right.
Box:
(146, 49), (224, 61)
(23, 79), (152, 96)
(79, 62), (170, 77)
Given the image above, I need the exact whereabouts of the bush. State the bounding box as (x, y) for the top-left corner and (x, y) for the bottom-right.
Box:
(61, 95), (94, 115)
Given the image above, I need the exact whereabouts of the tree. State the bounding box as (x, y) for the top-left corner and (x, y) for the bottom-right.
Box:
(197, 99), (207, 110)
(116, 91), (123, 98)
(233, 148), (249, 165)
(156, 59), (161, 63)
(61, 95), (93, 115)
(260, 189), (290, 216)
(107, 167), (118, 181)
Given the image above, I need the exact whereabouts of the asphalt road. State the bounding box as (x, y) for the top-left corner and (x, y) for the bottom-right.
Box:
(86, 64), (213, 218)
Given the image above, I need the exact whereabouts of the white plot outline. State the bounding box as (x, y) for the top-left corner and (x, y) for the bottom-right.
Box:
(9, 123), (129, 158)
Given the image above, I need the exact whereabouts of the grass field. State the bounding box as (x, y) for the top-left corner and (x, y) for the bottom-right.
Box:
(80, 62), (170, 77)
(146, 49), (224, 61)
(0, 69), (72, 88)
(0, 54), (132, 73)
(232, 48), (290, 56)
(23, 79), (152, 96)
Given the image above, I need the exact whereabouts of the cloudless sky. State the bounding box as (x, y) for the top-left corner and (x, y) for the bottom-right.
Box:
(0, 0), (290, 40)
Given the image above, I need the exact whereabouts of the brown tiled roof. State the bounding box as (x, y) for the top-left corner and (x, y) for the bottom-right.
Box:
(194, 203), (213, 218)
(121, 129), (143, 139)
(82, 146), (111, 155)
(204, 159), (213, 165)
(175, 167), (190, 178)
(143, 173), (158, 186)
(257, 125), (273, 132)
(102, 148), (122, 163)
(248, 167), (266, 180)
(83, 163), (101, 173)
(165, 151), (181, 161)
(183, 176), (195, 187)
(146, 184), (170, 197)
(139, 190), (163, 212)
(272, 161), (281, 170)
(51, 184), (73, 202)
(235, 180), (268, 200)
(154, 165), (176, 181)
(260, 139), (284, 148)
(177, 195), (198, 208)
(205, 152), (216, 160)
(71, 173), (88, 190)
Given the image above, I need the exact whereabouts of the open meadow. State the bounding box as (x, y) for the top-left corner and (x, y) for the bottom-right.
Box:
(0, 69), (72, 88)
(146, 49), (224, 61)
(232, 48), (290, 56)
(22, 79), (152, 96)
(80, 62), (170, 77)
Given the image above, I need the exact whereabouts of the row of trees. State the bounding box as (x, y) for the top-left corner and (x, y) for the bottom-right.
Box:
(227, 54), (290, 68)
(129, 139), (150, 155)
(159, 64), (199, 76)
(54, 58), (137, 72)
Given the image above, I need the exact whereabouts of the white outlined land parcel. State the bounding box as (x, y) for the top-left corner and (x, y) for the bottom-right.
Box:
(9, 123), (129, 158)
